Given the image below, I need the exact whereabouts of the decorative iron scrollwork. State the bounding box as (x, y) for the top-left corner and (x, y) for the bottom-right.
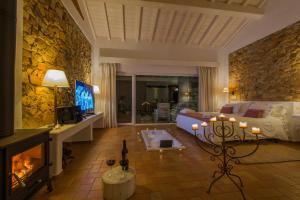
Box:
(193, 117), (262, 200)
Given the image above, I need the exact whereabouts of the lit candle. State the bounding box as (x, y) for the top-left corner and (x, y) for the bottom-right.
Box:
(210, 117), (217, 122)
(192, 124), (199, 131)
(239, 122), (247, 128)
(252, 127), (261, 134)
(219, 114), (226, 118)
(229, 117), (236, 122)
(201, 122), (208, 127)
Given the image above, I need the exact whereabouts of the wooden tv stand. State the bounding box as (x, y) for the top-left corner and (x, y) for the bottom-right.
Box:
(49, 112), (103, 176)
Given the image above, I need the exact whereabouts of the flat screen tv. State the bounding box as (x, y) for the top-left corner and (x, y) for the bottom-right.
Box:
(75, 80), (95, 114)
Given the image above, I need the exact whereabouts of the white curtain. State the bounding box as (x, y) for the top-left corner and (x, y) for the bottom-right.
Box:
(198, 67), (217, 112)
(94, 63), (118, 128)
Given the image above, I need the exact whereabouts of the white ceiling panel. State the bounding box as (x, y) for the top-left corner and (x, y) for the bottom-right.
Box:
(85, 0), (267, 48)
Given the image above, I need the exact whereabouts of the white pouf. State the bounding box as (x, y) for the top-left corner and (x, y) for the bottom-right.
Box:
(102, 166), (136, 200)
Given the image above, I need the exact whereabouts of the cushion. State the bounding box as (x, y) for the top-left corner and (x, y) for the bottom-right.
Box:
(249, 102), (271, 117)
(224, 103), (241, 114)
(238, 102), (252, 116)
(180, 108), (196, 114)
(220, 106), (233, 114)
(243, 109), (264, 118)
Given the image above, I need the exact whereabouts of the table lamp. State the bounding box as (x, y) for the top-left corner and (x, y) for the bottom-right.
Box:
(42, 69), (70, 127)
(93, 85), (100, 94)
(223, 87), (229, 93)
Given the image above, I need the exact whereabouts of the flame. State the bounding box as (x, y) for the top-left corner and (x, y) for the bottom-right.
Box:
(11, 144), (43, 189)
(12, 157), (34, 188)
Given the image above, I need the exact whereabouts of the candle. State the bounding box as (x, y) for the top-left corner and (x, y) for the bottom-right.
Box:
(210, 117), (217, 122)
(219, 114), (226, 118)
(229, 117), (236, 122)
(192, 124), (199, 131)
(239, 122), (247, 128)
(252, 127), (261, 134)
(201, 122), (208, 127)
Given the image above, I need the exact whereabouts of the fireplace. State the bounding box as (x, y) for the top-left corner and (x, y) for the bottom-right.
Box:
(0, 129), (52, 200)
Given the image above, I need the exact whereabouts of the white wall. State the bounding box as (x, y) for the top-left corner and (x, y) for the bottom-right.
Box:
(117, 64), (198, 76)
(99, 45), (218, 63)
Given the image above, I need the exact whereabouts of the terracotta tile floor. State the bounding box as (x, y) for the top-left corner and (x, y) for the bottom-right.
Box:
(32, 125), (300, 200)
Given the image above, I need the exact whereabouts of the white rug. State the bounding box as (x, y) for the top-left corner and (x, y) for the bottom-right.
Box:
(141, 129), (186, 151)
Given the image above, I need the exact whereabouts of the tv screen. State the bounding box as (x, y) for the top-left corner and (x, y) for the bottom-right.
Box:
(75, 80), (95, 114)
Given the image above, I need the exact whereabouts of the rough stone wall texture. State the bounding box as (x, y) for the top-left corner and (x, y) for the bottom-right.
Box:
(22, 0), (91, 128)
(229, 21), (300, 101)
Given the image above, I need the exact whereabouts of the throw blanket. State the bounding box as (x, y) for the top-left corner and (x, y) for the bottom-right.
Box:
(177, 112), (212, 122)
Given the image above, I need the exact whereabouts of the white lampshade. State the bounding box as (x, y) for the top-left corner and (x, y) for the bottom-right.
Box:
(223, 87), (229, 93)
(93, 85), (100, 94)
(42, 69), (69, 88)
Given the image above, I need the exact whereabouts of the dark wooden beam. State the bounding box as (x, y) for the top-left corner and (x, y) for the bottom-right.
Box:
(0, 0), (16, 137)
(71, 0), (84, 20)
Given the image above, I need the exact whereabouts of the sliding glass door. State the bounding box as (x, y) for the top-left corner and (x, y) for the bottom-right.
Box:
(116, 75), (198, 124)
(136, 75), (198, 123)
(116, 76), (132, 123)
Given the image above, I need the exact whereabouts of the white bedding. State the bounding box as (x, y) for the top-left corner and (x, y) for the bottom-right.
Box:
(176, 113), (289, 143)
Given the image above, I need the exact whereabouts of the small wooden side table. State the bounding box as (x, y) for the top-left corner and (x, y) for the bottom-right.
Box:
(102, 166), (136, 200)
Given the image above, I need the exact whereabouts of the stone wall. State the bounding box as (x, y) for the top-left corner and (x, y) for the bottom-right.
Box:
(229, 21), (300, 101)
(22, 0), (91, 128)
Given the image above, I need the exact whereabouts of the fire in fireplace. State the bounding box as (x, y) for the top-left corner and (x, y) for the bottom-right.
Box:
(11, 144), (45, 190)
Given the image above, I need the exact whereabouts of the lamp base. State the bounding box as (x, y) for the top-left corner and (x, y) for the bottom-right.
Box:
(45, 123), (61, 130)
(54, 124), (62, 130)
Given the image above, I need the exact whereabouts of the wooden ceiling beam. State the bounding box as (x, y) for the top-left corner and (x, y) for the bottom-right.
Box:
(222, 18), (248, 47)
(103, 2), (111, 40)
(95, 0), (264, 19)
(242, 0), (250, 6)
(258, 0), (266, 8)
(82, 0), (97, 41)
(71, 0), (84, 20)
(122, 4), (126, 41)
(209, 16), (233, 46)
(174, 11), (188, 43)
(185, 13), (203, 44)
(163, 10), (176, 43)
(136, 6), (143, 42)
(198, 15), (219, 46)
(151, 8), (160, 42)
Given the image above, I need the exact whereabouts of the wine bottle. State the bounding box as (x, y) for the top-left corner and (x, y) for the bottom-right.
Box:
(120, 140), (129, 171)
